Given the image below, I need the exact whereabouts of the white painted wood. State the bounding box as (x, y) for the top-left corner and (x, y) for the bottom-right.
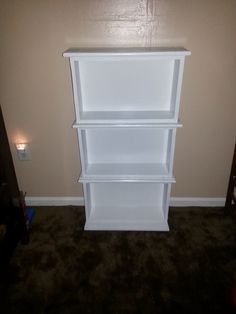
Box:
(77, 129), (87, 176)
(79, 163), (176, 182)
(78, 128), (176, 180)
(166, 128), (177, 175)
(77, 58), (174, 112)
(89, 182), (165, 209)
(79, 177), (175, 183)
(84, 182), (169, 231)
(84, 220), (169, 231)
(64, 49), (190, 124)
(69, 59), (82, 123)
(73, 122), (183, 128)
(79, 110), (175, 124)
(172, 58), (186, 121)
(81, 182), (90, 219)
(64, 47), (190, 231)
(63, 47), (191, 57)
(163, 183), (172, 221)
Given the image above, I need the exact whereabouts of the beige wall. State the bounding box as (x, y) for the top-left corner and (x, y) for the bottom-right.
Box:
(0, 0), (235, 198)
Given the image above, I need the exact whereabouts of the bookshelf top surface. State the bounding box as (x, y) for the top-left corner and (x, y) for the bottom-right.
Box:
(63, 47), (191, 57)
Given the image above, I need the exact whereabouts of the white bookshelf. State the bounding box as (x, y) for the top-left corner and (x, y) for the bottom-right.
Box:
(64, 47), (190, 231)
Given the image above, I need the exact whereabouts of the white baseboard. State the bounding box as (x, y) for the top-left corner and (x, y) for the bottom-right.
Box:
(170, 197), (225, 207)
(25, 196), (85, 206)
(25, 196), (225, 207)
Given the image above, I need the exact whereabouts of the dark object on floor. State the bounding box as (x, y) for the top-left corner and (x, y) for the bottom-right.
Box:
(0, 106), (29, 268)
(225, 140), (236, 246)
(225, 140), (236, 212)
(27, 207), (35, 225)
(0, 206), (236, 314)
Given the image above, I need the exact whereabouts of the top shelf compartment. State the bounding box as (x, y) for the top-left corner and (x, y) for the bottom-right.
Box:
(64, 48), (190, 124)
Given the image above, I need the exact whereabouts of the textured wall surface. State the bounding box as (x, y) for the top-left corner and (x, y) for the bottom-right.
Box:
(0, 0), (235, 197)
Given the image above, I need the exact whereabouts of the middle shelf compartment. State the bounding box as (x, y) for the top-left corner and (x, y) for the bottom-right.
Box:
(77, 126), (178, 182)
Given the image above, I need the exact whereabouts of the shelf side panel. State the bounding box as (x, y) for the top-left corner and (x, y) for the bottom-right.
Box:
(69, 60), (83, 121)
(172, 58), (186, 121)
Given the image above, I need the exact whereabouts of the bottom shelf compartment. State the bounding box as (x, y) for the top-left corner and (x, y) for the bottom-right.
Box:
(83, 182), (171, 231)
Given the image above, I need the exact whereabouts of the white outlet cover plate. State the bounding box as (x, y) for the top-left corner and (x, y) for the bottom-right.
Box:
(16, 144), (31, 161)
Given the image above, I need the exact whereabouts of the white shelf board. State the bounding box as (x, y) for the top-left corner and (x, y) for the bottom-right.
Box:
(73, 121), (182, 128)
(85, 206), (169, 231)
(85, 220), (169, 231)
(80, 177), (174, 183)
(79, 163), (175, 182)
(77, 110), (177, 124)
(63, 47), (191, 57)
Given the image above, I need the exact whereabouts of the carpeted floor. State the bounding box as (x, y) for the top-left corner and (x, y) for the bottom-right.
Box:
(0, 206), (236, 314)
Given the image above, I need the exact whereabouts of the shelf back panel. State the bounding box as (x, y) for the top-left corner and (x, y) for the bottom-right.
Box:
(89, 182), (165, 213)
(75, 58), (177, 113)
(82, 128), (171, 165)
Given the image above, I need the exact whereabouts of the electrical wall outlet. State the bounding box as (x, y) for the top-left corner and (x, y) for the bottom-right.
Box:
(16, 143), (31, 161)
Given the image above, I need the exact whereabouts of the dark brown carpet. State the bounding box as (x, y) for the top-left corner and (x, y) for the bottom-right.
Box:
(0, 206), (236, 314)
